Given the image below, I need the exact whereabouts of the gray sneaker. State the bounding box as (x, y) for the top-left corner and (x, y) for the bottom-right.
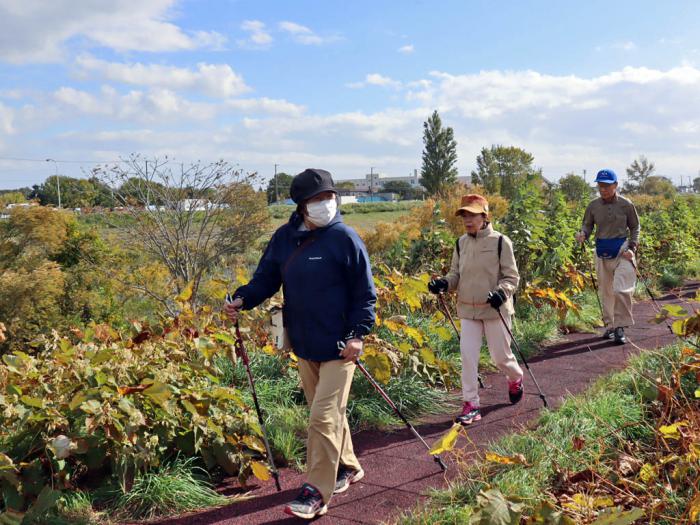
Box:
(284, 483), (327, 520)
(614, 327), (627, 345)
(603, 328), (615, 340)
(334, 465), (364, 494)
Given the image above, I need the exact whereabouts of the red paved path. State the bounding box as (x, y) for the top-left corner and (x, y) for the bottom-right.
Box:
(152, 283), (698, 525)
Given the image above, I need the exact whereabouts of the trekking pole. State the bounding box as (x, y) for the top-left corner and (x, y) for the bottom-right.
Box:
(490, 300), (549, 408)
(436, 293), (486, 389)
(342, 342), (447, 472)
(226, 295), (282, 491)
(630, 260), (700, 349)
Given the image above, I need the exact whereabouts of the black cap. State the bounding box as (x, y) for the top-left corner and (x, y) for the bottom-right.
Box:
(289, 168), (337, 204)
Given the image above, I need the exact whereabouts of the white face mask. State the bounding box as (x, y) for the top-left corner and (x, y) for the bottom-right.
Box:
(306, 197), (337, 227)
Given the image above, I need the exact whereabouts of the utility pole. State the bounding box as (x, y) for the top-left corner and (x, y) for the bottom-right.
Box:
(370, 167), (374, 200)
(45, 158), (61, 208)
(274, 164), (279, 203)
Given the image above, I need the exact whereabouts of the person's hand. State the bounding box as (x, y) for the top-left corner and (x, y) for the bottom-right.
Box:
(574, 231), (586, 244)
(340, 338), (363, 363)
(428, 278), (448, 295)
(486, 289), (507, 310)
(224, 297), (243, 322)
(621, 249), (634, 261)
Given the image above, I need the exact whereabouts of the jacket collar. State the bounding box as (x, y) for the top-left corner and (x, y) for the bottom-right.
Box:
(289, 211), (342, 238)
(468, 222), (493, 239)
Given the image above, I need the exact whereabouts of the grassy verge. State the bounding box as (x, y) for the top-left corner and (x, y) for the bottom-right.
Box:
(34, 457), (230, 525)
(397, 342), (700, 524)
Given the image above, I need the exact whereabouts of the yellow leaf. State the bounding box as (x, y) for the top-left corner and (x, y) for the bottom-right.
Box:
(485, 452), (529, 466)
(175, 281), (193, 303)
(695, 388), (700, 399)
(251, 460), (271, 481)
(397, 342), (413, 355)
(434, 326), (453, 342)
(689, 492), (700, 522)
(429, 423), (461, 455)
(671, 319), (686, 336)
(362, 350), (392, 384)
(288, 352), (298, 362)
(236, 267), (250, 286)
(404, 327), (424, 345)
(659, 422), (686, 440)
(143, 381), (172, 406)
(243, 435), (266, 453)
(592, 496), (614, 509)
(420, 347), (436, 365)
(261, 344), (275, 355)
(639, 463), (657, 484)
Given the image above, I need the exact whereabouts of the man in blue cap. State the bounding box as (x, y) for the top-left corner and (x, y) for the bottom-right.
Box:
(575, 169), (640, 344)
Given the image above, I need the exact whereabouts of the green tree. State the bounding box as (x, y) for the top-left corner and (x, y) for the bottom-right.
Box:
(0, 191), (27, 208)
(265, 172), (293, 203)
(642, 175), (676, 198)
(420, 110), (458, 196)
(382, 180), (419, 200)
(693, 176), (700, 193)
(623, 155), (655, 193)
(33, 175), (115, 208)
(336, 181), (356, 190)
(558, 173), (593, 203)
(471, 145), (541, 199)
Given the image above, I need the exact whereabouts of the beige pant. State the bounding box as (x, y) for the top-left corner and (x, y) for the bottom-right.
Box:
(297, 358), (361, 503)
(460, 314), (523, 406)
(596, 253), (636, 329)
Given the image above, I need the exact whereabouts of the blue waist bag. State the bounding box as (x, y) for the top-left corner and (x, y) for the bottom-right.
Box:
(596, 237), (626, 259)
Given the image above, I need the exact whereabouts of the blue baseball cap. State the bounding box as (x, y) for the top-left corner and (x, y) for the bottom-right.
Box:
(595, 169), (617, 184)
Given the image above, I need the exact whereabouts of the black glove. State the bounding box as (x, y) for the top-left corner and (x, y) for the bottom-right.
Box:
(428, 278), (448, 295)
(486, 289), (507, 310)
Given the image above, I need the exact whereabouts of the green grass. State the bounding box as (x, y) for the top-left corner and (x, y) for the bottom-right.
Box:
(397, 343), (688, 525)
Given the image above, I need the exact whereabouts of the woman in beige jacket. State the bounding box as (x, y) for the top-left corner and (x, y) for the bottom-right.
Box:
(428, 194), (524, 425)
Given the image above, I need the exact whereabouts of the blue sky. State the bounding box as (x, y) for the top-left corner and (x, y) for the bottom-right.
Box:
(1, 0), (700, 188)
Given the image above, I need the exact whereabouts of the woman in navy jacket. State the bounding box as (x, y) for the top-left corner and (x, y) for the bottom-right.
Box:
(225, 169), (376, 519)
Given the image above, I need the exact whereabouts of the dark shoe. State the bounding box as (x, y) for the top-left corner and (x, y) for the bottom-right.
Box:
(603, 328), (615, 340)
(614, 327), (627, 345)
(334, 465), (364, 494)
(508, 377), (524, 404)
(284, 483), (328, 520)
(455, 402), (481, 425)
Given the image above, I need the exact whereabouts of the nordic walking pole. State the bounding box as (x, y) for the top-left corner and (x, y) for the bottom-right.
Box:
(342, 342), (447, 472)
(436, 293), (486, 389)
(489, 298), (549, 408)
(227, 295), (282, 491)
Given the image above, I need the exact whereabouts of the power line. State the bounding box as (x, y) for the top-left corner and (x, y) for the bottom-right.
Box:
(0, 156), (125, 164)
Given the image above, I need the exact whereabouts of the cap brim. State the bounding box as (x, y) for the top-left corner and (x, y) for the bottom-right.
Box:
(455, 205), (486, 216)
(304, 186), (337, 202)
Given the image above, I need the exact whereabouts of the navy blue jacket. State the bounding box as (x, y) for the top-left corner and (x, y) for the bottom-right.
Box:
(234, 212), (376, 362)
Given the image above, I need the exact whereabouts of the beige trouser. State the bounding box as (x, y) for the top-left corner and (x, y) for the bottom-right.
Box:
(460, 313), (523, 406)
(297, 358), (361, 504)
(596, 252), (636, 329)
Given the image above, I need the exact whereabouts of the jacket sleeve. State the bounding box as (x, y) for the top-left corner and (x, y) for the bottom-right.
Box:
(233, 231), (282, 310)
(497, 235), (520, 299)
(445, 238), (461, 292)
(581, 201), (595, 239)
(343, 230), (377, 339)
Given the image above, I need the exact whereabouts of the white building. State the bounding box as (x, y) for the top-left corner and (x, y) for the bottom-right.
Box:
(339, 170), (421, 192)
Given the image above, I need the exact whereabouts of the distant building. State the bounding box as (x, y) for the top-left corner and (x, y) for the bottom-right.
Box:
(339, 170), (422, 192)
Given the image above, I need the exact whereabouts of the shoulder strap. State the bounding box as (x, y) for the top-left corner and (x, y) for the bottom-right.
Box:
(455, 237), (460, 257)
(498, 235), (503, 261)
(282, 236), (315, 276)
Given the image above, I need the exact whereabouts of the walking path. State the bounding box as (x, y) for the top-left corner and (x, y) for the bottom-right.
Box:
(156, 283), (698, 525)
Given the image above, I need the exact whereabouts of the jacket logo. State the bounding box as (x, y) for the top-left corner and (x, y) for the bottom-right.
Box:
(308, 257), (323, 260)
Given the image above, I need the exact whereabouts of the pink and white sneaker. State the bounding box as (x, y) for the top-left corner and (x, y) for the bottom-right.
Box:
(455, 402), (481, 425)
(508, 377), (524, 404)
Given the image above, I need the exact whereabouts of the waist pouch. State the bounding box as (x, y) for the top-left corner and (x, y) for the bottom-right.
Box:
(596, 237), (626, 259)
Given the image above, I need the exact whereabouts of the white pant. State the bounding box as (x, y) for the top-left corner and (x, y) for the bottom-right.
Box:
(596, 254), (636, 329)
(460, 314), (524, 406)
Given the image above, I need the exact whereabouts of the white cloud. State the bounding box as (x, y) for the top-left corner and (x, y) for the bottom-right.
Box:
(239, 20), (273, 47)
(75, 55), (250, 98)
(226, 98), (305, 117)
(348, 73), (402, 90)
(278, 21), (335, 45)
(614, 41), (637, 51)
(0, 0), (226, 63)
(398, 44), (414, 54)
(0, 102), (14, 135)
